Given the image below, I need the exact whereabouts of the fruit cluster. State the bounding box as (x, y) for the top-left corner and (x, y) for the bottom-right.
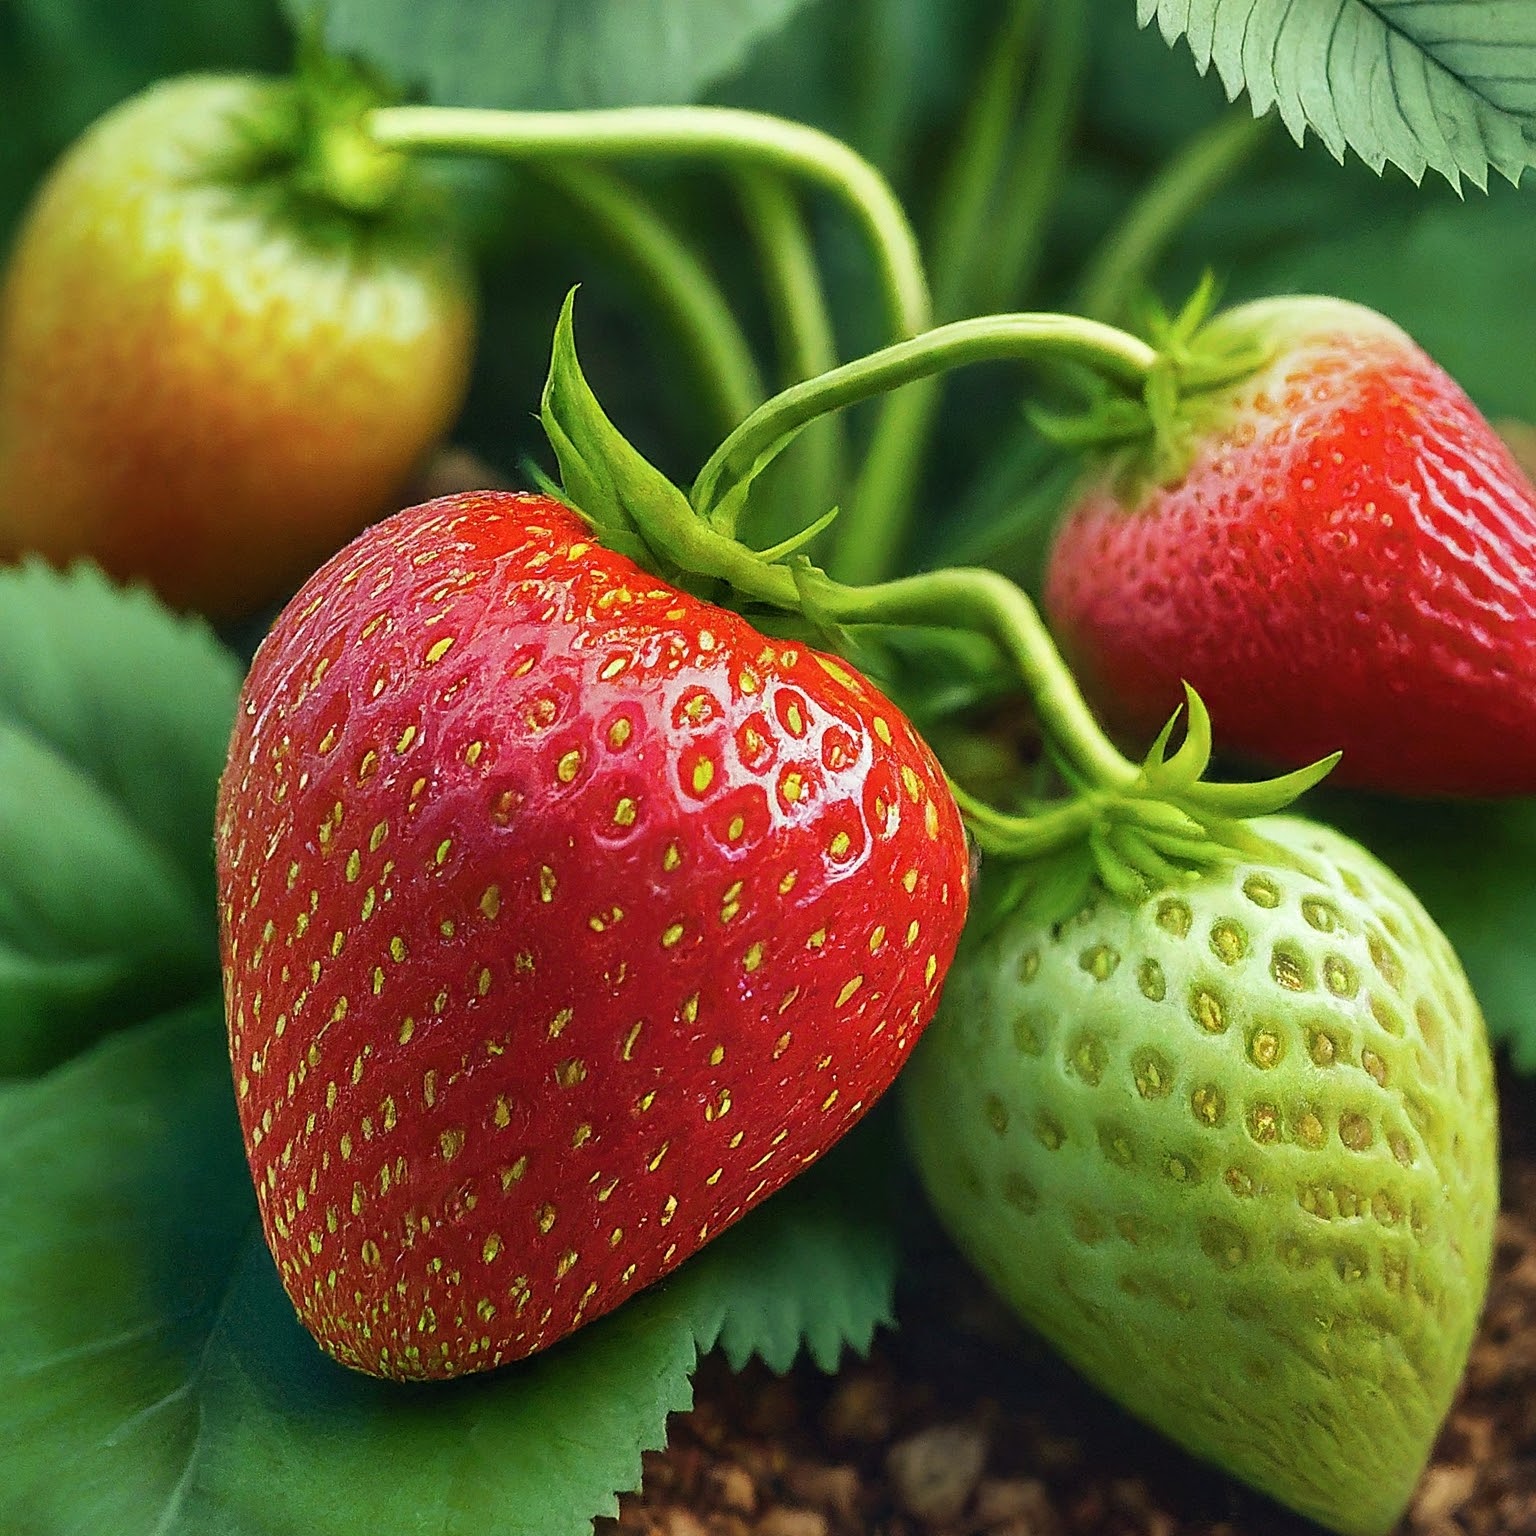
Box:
(2, 49), (1530, 1536)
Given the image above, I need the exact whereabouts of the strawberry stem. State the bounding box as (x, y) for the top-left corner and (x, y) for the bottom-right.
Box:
(541, 289), (1143, 791)
(537, 289), (1335, 905)
(831, 0), (1088, 587)
(733, 169), (847, 550)
(806, 565), (1140, 794)
(366, 104), (932, 342)
(691, 312), (1159, 533)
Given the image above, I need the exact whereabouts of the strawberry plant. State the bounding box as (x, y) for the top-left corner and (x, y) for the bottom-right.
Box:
(3, 5), (1536, 1536)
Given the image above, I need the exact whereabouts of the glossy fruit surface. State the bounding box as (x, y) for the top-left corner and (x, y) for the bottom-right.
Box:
(0, 74), (474, 618)
(1044, 297), (1536, 796)
(216, 490), (969, 1379)
(903, 815), (1497, 1536)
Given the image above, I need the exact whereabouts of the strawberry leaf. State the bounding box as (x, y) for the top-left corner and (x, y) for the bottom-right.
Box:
(0, 562), (241, 1077)
(1137, 0), (1536, 191)
(0, 1006), (898, 1535)
(292, 0), (815, 113)
(674, 1105), (900, 1374)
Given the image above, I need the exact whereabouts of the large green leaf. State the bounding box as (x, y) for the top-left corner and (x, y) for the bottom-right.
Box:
(0, 564), (243, 1076)
(0, 1005), (899, 1536)
(297, 0), (819, 111)
(688, 1101), (899, 1374)
(1137, 0), (1536, 190)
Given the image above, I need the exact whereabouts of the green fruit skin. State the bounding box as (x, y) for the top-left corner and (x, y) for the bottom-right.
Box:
(902, 816), (1498, 1536)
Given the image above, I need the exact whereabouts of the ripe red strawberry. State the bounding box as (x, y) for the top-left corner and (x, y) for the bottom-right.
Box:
(1043, 296), (1536, 796)
(216, 489), (969, 1380)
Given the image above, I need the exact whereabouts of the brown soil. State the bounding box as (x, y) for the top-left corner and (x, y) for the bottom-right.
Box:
(607, 1065), (1536, 1536)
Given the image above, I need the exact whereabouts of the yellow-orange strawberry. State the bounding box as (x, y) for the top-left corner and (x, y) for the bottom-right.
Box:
(0, 73), (474, 618)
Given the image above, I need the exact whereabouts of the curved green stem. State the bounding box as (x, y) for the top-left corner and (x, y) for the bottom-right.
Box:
(692, 311), (1158, 527)
(539, 165), (764, 437)
(624, 535), (1135, 792)
(949, 780), (1098, 857)
(368, 103), (932, 342)
(815, 566), (1139, 792)
(1077, 109), (1268, 324)
(735, 170), (846, 537)
(832, 386), (933, 585)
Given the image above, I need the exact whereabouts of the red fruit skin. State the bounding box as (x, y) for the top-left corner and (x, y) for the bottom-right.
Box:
(216, 491), (969, 1380)
(1044, 297), (1536, 796)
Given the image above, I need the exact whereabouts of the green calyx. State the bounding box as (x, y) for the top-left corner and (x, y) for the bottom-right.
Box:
(961, 687), (1340, 928)
(1034, 275), (1275, 493)
(231, 36), (414, 221)
(539, 289), (814, 612)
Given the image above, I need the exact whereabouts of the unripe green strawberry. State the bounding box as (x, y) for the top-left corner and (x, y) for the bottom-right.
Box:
(902, 816), (1497, 1536)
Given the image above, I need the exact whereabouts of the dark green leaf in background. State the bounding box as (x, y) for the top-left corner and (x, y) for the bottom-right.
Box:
(296, 0), (821, 111)
(0, 0), (287, 243)
(1137, 0), (1536, 190)
(0, 564), (242, 1076)
(0, 1005), (900, 1536)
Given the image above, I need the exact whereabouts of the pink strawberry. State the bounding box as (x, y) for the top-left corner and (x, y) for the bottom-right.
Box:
(216, 490), (969, 1380)
(1044, 296), (1536, 796)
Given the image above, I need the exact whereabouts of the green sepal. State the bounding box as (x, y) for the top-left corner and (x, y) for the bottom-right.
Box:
(1030, 394), (1153, 454)
(227, 30), (426, 224)
(755, 506), (841, 564)
(1146, 681), (1214, 786)
(1136, 825), (1230, 867)
(1091, 823), (1155, 901)
(784, 554), (883, 662)
(1138, 273), (1219, 363)
(965, 685), (1340, 921)
(1031, 280), (1276, 494)
(1010, 843), (1100, 929)
(1176, 754), (1343, 818)
(539, 289), (696, 582)
(539, 291), (820, 614)
(1105, 822), (1199, 889)
(1141, 686), (1340, 817)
